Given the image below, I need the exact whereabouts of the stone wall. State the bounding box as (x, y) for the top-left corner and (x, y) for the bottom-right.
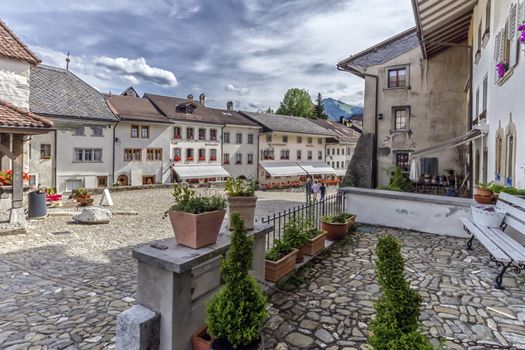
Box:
(0, 57), (31, 108)
(345, 133), (374, 188)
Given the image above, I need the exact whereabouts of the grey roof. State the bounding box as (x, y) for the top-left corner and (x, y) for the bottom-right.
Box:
(240, 112), (334, 137)
(310, 119), (360, 144)
(338, 28), (419, 71)
(29, 65), (117, 121)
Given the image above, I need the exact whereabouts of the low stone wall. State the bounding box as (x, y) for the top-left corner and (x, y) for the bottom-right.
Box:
(340, 187), (473, 238)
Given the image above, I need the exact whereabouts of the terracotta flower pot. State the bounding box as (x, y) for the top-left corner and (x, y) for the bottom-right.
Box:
(322, 221), (349, 241)
(168, 209), (226, 249)
(301, 232), (326, 256)
(475, 187), (493, 197)
(473, 194), (494, 205)
(77, 196), (94, 206)
(211, 334), (264, 350)
(228, 196), (257, 230)
(265, 248), (298, 282)
(192, 326), (211, 350)
(296, 248), (305, 263)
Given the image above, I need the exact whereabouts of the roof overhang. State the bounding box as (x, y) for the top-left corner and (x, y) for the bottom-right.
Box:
(411, 128), (486, 158)
(412, 0), (476, 58)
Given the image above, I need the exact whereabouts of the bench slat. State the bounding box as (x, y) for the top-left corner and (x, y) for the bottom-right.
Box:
(496, 201), (525, 231)
(499, 193), (525, 216)
(487, 227), (525, 263)
(460, 218), (511, 262)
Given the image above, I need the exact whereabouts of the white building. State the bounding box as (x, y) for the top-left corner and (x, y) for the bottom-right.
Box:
(29, 65), (118, 192)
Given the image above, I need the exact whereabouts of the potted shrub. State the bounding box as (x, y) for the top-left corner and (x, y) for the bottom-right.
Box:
(225, 177), (257, 230)
(301, 226), (326, 256)
(165, 184), (226, 249)
(341, 213), (357, 233)
(321, 214), (349, 241)
(490, 183), (525, 201)
(265, 240), (298, 283)
(474, 182), (494, 204)
(74, 188), (94, 206)
(206, 213), (268, 350)
(282, 218), (309, 263)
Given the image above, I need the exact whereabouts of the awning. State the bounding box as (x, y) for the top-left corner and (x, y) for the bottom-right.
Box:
(172, 165), (230, 179)
(335, 169), (347, 177)
(411, 128), (486, 158)
(260, 163), (307, 177)
(298, 162), (337, 175)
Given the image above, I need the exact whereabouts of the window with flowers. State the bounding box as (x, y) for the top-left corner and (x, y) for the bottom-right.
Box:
(198, 149), (206, 161)
(210, 149), (217, 161)
(0, 170), (31, 186)
(173, 148), (182, 162)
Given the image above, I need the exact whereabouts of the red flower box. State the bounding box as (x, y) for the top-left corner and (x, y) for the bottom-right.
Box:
(224, 161), (230, 165)
(174, 156), (181, 162)
(210, 157), (217, 161)
(187, 157), (194, 161)
(199, 157), (206, 161)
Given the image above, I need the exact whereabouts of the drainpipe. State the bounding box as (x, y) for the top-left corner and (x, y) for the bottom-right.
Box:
(53, 129), (57, 190)
(112, 120), (119, 186)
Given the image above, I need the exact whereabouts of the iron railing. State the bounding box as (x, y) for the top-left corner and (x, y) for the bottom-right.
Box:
(260, 192), (346, 250)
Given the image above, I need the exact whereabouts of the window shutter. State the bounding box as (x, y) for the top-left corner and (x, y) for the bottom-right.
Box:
(510, 4), (517, 40)
(520, 1), (525, 25)
(494, 31), (502, 61)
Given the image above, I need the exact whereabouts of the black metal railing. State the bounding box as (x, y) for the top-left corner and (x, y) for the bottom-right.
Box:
(260, 192), (346, 250)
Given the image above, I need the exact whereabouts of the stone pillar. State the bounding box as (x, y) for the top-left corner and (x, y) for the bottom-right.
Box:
(10, 134), (25, 226)
(0, 133), (11, 171)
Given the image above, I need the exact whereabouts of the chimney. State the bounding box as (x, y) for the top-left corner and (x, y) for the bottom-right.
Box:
(187, 94), (194, 100)
(226, 101), (233, 111)
(199, 93), (206, 106)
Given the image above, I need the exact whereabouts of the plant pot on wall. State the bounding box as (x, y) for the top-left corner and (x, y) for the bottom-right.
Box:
(265, 248), (298, 283)
(228, 196), (257, 230)
(322, 221), (349, 241)
(168, 209), (226, 249)
(301, 232), (326, 256)
(192, 326), (212, 350)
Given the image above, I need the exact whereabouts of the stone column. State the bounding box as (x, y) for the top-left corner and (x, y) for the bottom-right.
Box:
(0, 133), (11, 171)
(10, 134), (25, 226)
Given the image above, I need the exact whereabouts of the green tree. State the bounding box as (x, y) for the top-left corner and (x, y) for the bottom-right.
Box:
(276, 88), (314, 118)
(265, 107), (275, 114)
(313, 92), (328, 119)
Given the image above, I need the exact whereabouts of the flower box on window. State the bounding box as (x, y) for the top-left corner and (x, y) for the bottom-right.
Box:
(210, 156), (217, 161)
(224, 161), (230, 165)
(187, 157), (194, 161)
(496, 62), (509, 79)
(199, 157), (206, 161)
(174, 156), (181, 162)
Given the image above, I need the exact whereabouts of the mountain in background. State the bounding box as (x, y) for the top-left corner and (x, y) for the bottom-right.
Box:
(322, 98), (363, 121)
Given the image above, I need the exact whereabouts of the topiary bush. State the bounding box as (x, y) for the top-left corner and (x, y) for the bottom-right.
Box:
(369, 235), (433, 350)
(206, 213), (268, 349)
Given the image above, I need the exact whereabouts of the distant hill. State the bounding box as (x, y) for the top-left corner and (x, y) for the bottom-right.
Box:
(322, 98), (363, 121)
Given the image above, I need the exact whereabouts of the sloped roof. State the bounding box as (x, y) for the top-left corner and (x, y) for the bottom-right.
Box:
(310, 119), (360, 144)
(145, 93), (224, 125)
(0, 99), (53, 130)
(106, 94), (170, 123)
(208, 108), (260, 127)
(240, 112), (334, 137)
(29, 65), (117, 122)
(337, 28), (419, 76)
(0, 20), (40, 65)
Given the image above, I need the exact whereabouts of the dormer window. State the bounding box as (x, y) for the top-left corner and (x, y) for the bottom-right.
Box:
(185, 106), (193, 114)
(176, 102), (196, 114)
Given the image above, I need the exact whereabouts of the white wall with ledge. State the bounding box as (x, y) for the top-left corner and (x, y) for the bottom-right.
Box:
(341, 187), (473, 238)
(0, 57), (30, 108)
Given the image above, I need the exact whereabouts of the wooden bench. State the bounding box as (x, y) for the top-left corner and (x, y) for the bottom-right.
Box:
(460, 192), (525, 289)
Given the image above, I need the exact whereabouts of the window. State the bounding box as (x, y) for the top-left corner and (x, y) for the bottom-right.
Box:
(198, 128), (206, 140)
(40, 144), (51, 159)
(198, 149), (206, 161)
(247, 134), (254, 144)
(297, 136), (302, 143)
(74, 148), (103, 162)
(143, 176), (156, 185)
(496, 135), (503, 177)
(507, 132), (516, 184)
(262, 149), (274, 160)
(475, 88), (480, 118)
(174, 127), (182, 139)
(318, 138), (322, 145)
(91, 126), (103, 137)
(280, 149), (290, 160)
(66, 179), (82, 191)
(173, 148), (182, 161)
(282, 135), (288, 143)
(388, 67), (407, 88)
(336, 161), (340, 169)
(210, 129), (217, 141)
(318, 150), (323, 160)
(247, 153), (254, 164)
(73, 126), (85, 136)
(337, 148), (340, 156)
(223, 132), (230, 144)
(297, 150), (302, 160)
(485, 0), (491, 34)
(186, 149), (194, 161)
(235, 153), (242, 165)
(477, 20), (483, 55)
(131, 125), (139, 138)
(210, 149), (217, 161)
(307, 137), (313, 144)
(307, 151), (312, 160)
(187, 127), (194, 140)
(146, 148), (162, 161)
(393, 107), (409, 131)
(97, 176), (108, 188)
(395, 152), (410, 172)
(266, 134), (272, 142)
(482, 75), (488, 116)
(224, 153), (230, 164)
(124, 148), (141, 161)
(236, 133), (243, 144)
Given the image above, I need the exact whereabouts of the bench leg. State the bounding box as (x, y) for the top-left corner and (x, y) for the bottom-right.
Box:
(463, 225), (474, 250)
(494, 262), (512, 290)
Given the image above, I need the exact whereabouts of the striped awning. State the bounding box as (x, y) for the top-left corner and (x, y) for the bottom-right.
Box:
(260, 163), (307, 177)
(172, 165), (230, 179)
(297, 162), (337, 175)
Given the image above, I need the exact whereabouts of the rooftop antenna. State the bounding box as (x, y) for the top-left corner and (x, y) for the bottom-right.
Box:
(66, 51), (71, 71)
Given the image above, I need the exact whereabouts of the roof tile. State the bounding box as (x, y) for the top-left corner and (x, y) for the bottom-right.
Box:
(0, 100), (53, 129)
(0, 20), (40, 65)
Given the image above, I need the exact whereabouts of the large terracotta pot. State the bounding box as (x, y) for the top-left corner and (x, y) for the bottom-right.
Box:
(265, 248), (298, 282)
(211, 334), (264, 350)
(228, 196), (257, 230)
(168, 209), (226, 249)
(77, 196), (94, 206)
(301, 232), (326, 256)
(475, 187), (493, 197)
(192, 326), (211, 350)
(322, 221), (349, 241)
(474, 194), (494, 205)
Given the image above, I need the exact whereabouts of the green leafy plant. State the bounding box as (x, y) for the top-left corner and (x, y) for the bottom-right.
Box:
(167, 184), (226, 215)
(322, 213), (348, 224)
(74, 188), (90, 197)
(206, 214), (268, 348)
(476, 181), (494, 190)
(225, 177), (256, 197)
(369, 235), (433, 350)
(489, 183), (525, 196)
(265, 239), (293, 262)
(388, 167), (412, 192)
(282, 218), (309, 248)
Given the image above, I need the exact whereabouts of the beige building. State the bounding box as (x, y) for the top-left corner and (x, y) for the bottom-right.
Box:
(338, 28), (469, 187)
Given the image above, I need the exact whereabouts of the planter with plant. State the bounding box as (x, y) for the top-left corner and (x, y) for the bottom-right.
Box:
(205, 213), (268, 350)
(474, 182), (494, 204)
(340, 213), (357, 233)
(265, 240), (298, 283)
(489, 183), (525, 201)
(321, 214), (349, 241)
(73, 188), (94, 206)
(225, 177), (257, 230)
(300, 226), (326, 256)
(166, 184), (226, 249)
(282, 218), (309, 263)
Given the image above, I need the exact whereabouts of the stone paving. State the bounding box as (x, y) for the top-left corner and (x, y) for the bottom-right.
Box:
(263, 227), (525, 350)
(0, 188), (304, 350)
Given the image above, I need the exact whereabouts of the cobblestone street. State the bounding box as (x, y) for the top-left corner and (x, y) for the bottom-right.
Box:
(263, 227), (525, 350)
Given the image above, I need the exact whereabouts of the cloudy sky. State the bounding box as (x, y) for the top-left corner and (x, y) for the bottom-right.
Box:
(3, 0), (415, 111)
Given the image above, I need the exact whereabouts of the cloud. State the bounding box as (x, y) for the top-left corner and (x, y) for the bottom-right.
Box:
(93, 56), (178, 87)
(225, 83), (250, 96)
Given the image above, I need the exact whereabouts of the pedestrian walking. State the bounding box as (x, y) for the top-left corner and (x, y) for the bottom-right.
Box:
(305, 177), (313, 203)
(312, 180), (320, 202)
(320, 182), (326, 201)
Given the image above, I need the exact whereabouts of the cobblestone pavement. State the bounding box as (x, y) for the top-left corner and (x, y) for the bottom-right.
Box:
(263, 227), (525, 350)
(0, 188), (304, 350)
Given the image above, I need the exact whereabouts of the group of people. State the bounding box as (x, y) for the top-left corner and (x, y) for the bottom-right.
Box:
(305, 178), (326, 202)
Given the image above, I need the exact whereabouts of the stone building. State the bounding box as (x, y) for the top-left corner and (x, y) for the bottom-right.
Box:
(338, 28), (469, 188)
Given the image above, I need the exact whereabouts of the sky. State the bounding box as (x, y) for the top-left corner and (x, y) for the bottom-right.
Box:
(3, 0), (415, 111)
